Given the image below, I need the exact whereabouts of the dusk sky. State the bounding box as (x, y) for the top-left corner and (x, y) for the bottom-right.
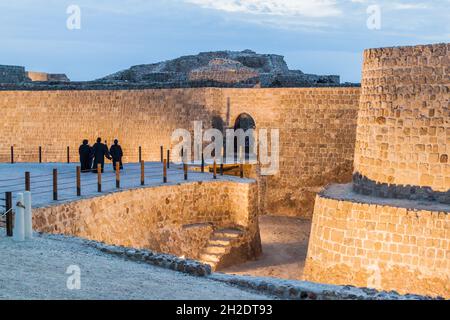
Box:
(1, 0), (448, 82)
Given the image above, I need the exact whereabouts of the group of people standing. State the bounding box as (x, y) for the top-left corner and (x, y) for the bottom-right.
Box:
(79, 138), (124, 173)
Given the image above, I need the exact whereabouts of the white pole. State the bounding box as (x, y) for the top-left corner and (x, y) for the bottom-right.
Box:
(24, 191), (33, 239)
(13, 193), (25, 242)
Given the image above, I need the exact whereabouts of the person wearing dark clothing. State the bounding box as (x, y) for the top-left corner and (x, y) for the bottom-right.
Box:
(91, 137), (111, 173)
(79, 140), (92, 172)
(110, 139), (124, 171)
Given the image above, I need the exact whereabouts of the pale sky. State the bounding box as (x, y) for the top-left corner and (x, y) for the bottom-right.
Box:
(0, 0), (448, 82)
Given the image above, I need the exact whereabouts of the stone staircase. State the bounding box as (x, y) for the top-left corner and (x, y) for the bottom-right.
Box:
(199, 228), (245, 271)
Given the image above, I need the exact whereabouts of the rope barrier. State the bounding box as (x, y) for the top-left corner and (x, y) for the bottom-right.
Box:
(0, 207), (13, 217)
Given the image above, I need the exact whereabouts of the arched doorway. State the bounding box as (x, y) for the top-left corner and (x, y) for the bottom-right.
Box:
(233, 113), (256, 161)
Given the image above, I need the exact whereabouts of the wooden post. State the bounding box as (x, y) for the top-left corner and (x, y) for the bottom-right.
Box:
(116, 162), (120, 189)
(97, 164), (102, 192)
(167, 150), (170, 169)
(67, 146), (70, 163)
(25, 172), (30, 191)
(184, 163), (188, 181)
(213, 159), (217, 179)
(76, 166), (81, 196)
(139, 146), (142, 163)
(5, 192), (12, 237)
(220, 147), (224, 176)
(53, 169), (58, 201)
(140, 161), (145, 186)
(39, 146), (42, 163)
(160, 146), (164, 163)
(240, 146), (244, 178)
(201, 153), (205, 173)
(163, 159), (167, 183)
(10, 146), (14, 164)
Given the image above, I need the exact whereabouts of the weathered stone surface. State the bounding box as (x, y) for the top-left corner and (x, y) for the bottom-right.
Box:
(0, 87), (360, 217)
(304, 193), (450, 298)
(27, 71), (70, 82)
(98, 50), (341, 87)
(354, 43), (449, 193)
(209, 273), (436, 300)
(0, 65), (28, 83)
(32, 180), (262, 265)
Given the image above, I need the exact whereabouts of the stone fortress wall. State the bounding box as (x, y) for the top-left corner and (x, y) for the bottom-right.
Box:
(0, 87), (360, 218)
(304, 43), (450, 298)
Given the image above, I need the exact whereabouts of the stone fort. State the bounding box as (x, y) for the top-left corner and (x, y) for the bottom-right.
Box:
(0, 44), (448, 298)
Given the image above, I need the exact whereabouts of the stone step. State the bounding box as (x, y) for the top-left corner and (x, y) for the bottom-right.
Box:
(209, 237), (232, 246)
(204, 245), (228, 255)
(213, 229), (244, 239)
(199, 253), (220, 264)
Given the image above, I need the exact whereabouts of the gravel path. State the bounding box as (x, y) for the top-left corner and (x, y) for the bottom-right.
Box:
(0, 228), (272, 300)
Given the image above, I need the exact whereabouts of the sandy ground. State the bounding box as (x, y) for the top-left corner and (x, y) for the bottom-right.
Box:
(0, 228), (273, 300)
(223, 215), (312, 281)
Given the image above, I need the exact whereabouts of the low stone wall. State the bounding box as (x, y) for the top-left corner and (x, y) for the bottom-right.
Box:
(304, 187), (450, 298)
(32, 180), (261, 262)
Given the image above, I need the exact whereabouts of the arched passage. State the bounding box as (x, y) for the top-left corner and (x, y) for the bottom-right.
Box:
(233, 113), (256, 160)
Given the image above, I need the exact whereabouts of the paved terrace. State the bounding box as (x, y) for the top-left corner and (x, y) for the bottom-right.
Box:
(0, 162), (251, 208)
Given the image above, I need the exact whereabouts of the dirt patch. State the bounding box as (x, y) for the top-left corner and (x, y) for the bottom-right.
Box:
(222, 215), (311, 280)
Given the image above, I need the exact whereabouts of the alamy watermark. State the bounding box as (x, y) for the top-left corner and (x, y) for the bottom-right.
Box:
(367, 5), (381, 30)
(171, 121), (279, 176)
(66, 265), (81, 290)
(66, 5), (81, 30)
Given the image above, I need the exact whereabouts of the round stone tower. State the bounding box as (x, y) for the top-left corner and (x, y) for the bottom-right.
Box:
(304, 43), (450, 298)
(353, 43), (449, 201)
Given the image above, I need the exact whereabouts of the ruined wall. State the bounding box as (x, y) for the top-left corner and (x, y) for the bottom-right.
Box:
(26, 72), (70, 82)
(304, 193), (450, 298)
(0, 65), (28, 83)
(33, 180), (260, 260)
(0, 87), (360, 217)
(354, 43), (449, 194)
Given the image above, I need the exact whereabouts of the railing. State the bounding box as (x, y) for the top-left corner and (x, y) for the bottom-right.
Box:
(0, 145), (251, 238)
(0, 156), (245, 202)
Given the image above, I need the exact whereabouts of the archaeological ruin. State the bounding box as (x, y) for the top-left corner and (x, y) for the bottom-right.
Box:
(0, 44), (448, 298)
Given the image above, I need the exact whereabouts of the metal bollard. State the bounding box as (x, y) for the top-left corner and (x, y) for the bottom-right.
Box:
(13, 193), (25, 242)
(24, 191), (32, 240)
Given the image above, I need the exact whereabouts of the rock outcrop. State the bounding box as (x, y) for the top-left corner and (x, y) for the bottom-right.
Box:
(99, 50), (340, 87)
